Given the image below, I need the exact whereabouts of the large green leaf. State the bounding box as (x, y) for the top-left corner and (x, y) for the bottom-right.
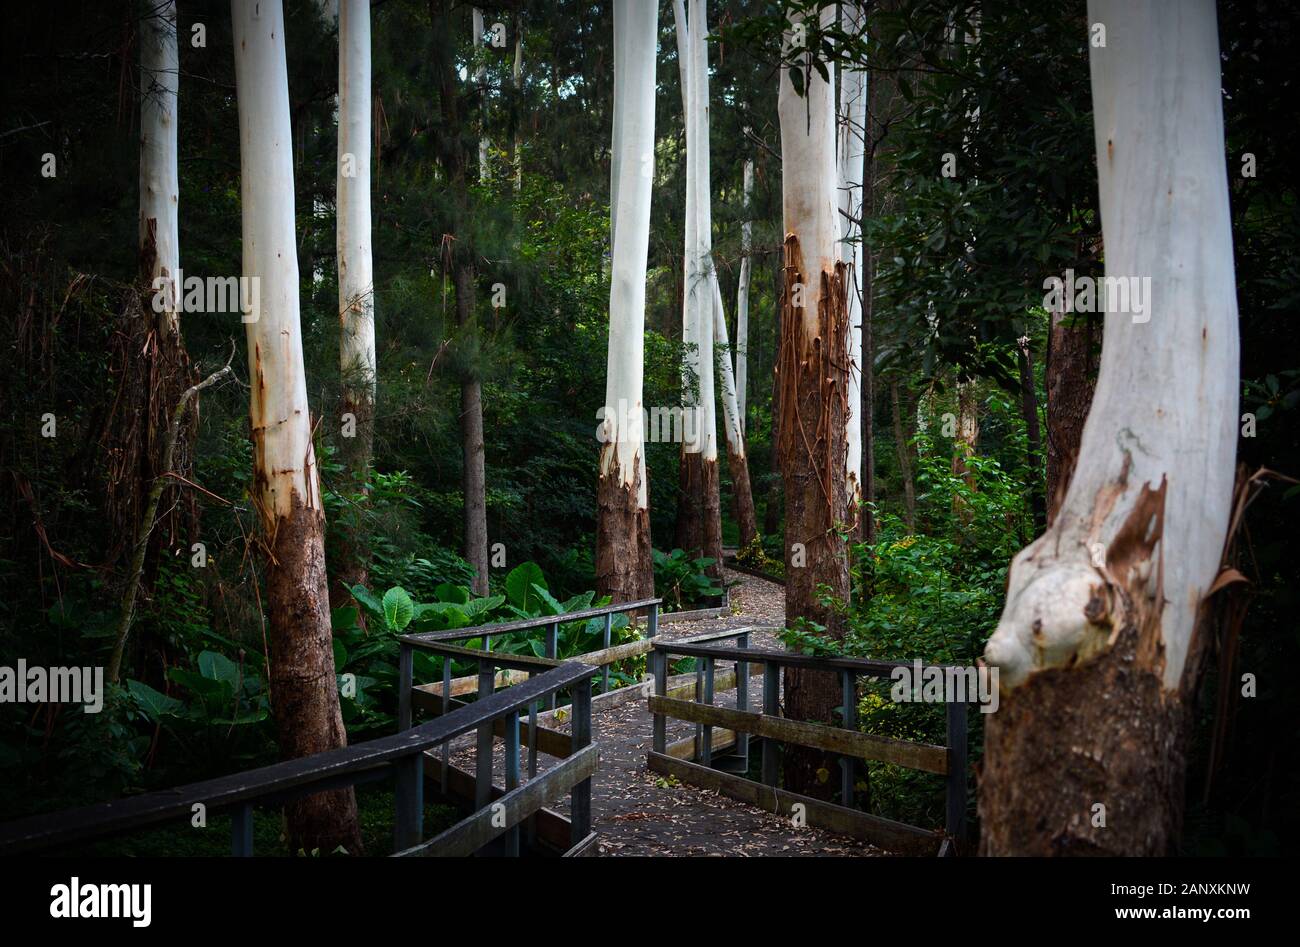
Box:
(532, 583), (566, 616)
(435, 582), (470, 605)
(504, 561), (546, 610)
(126, 679), (184, 721)
(168, 667), (229, 702)
(464, 594), (505, 618)
(382, 586), (415, 631)
(350, 584), (385, 620)
(198, 650), (240, 688)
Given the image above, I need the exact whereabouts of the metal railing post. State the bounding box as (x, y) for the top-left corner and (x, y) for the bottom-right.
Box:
(398, 641), (413, 732)
(441, 655), (452, 795)
(231, 803), (253, 857)
(945, 696), (969, 851)
(701, 655), (715, 767)
(762, 660), (781, 787)
(652, 648), (667, 754)
(736, 631), (750, 768)
(570, 677), (593, 846)
(504, 710), (521, 856)
(545, 621), (559, 709)
(602, 612), (612, 694)
(475, 659), (495, 812)
(394, 752), (423, 853)
(840, 669), (857, 808)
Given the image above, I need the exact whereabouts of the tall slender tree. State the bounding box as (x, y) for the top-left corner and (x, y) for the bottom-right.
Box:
(140, 0), (180, 339)
(980, 0), (1240, 855)
(431, 0), (491, 596)
(838, 0), (868, 536)
(777, 4), (851, 799)
(334, 0), (376, 600)
(712, 272), (758, 546)
(736, 156), (753, 431)
(673, 0), (723, 582)
(596, 0), (657, 604)
(231, 0), (361, 854)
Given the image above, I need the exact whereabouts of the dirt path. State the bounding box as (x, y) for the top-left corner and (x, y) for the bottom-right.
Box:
(448, 569), (885, 857)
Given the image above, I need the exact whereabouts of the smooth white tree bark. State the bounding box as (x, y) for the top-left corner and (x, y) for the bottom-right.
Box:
(675, 0), (717, 463)
(735, 157), (753, 432)
(337, 0), (375, 423)
(780, 7), (840, 339)
(232, 0), (321, 522)
(838, 1), (867, 515)
(712, 272), (745, 462)
(982, 0), (1239, 694)
(601, 0), (657, 507)
(139, 0), (180, 336)
(473, 7), (489, 183)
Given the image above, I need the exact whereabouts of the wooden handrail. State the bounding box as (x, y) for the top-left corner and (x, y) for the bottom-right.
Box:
(0, 660), (597, 855)
(653, 640), (963, 678)
(401, 597), (662, 644)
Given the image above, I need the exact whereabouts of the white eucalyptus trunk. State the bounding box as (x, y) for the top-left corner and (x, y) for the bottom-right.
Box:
(690, 0), (718, 470)
(838, 1), (867, 516)
(780, 8), (840, 341)
(673, 0), (719, 462)
(596, 0), (658, 602)
(473, 7), (489, 183)
(983, 0), (1238, 693)
(672, 0), (722, 578)
(234, 2), (320, 521)
(139, 0), (180, 336)
(231, 0), (359, 853)
(979, 0), (1239, 856)
(712, 271), (744, 460)
(337, 0), (375, 426)
(735, 157), (753, 432)
(602, 0), (656, 505)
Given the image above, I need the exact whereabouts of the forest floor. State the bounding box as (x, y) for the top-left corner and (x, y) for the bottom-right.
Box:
(447, 568), (886, 857)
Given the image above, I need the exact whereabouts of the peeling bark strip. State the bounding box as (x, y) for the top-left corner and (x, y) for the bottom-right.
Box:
(232, 0), (361, 854)
(980, 0), (1240, 855)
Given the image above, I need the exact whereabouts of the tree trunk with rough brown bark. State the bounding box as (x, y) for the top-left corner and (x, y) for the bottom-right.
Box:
(1046, 307), (1100, 525)
(777, 6), (851, 800)
(455, 261), (490, 597)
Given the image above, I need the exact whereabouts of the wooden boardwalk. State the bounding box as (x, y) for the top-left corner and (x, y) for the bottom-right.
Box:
(449, 570), (886, 856)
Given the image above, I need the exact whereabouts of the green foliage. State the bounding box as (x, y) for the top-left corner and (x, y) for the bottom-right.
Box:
(652, 548), (724, 612)
(736, 534), (784, 579)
